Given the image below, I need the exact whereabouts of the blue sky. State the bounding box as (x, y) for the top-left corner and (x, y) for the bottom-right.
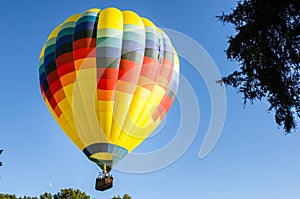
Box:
(1, 0), (300, 198)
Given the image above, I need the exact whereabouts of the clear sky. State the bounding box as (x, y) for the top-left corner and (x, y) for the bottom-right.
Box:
(1, 0), (300, 198)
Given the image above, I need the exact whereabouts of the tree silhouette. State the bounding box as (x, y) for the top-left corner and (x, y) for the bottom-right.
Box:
(122, 194), (132, 199)
(0, 189), (133, 199)
(53, 189), (90, 199)
(111, 194), (132, 199)
(0, 194), (38, 199)
(0, 150), (3, 167)
(40, 193), (52, 199)
(218, 0), (299, 133)
(0, 189), (91, 199)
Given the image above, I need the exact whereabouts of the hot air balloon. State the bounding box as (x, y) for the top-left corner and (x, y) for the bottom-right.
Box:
(39, 7), (179, 191)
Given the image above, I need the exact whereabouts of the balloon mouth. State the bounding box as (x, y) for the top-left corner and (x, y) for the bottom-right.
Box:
(83, 142), (128, 171)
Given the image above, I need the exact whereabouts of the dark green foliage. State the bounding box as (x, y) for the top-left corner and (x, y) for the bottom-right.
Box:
(122, 194), (132, 199)
(111, 194), (132, 199)
(111, 196), (121, 199)
(218, 0), (300, 133)
(39, 193), (52, 199)
(0, 194), (38, 199)
(53, 189), (90, 199)
(0, 189), (90, 199)
(0, 190), (133, 199)
(0, 194), (18, 199)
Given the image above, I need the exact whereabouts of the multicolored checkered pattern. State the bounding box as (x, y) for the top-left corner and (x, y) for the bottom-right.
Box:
(39, 8), (180, 171)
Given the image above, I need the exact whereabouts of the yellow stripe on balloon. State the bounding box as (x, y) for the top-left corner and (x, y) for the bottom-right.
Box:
(90, 153), (113, 161)
(98, 8), (123, 31)
(39, 45), (46, 60)
(123, 10), (144, 26)
(141, 17), (156, 27)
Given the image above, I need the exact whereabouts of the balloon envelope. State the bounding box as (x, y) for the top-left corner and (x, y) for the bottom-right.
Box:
(39, 8), (180, 171)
